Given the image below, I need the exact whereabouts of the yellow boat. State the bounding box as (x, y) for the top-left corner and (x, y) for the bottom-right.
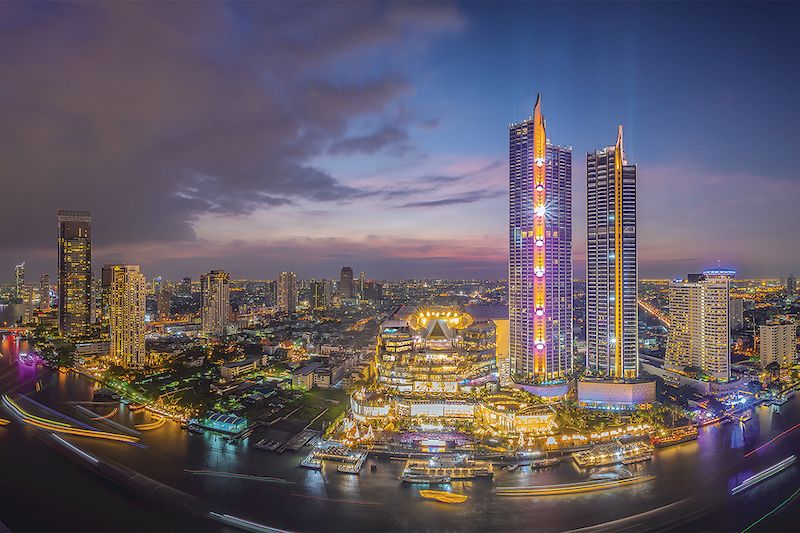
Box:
(0, 418), (10, 426)
(419, 490), (468, 504)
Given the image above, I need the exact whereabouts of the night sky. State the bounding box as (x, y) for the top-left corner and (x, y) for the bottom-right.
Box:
(2, 2), (798, 281)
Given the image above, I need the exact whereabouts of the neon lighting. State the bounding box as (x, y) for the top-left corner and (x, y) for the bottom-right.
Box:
(745, 422), (800, 458)
(613, 125), (624, 378)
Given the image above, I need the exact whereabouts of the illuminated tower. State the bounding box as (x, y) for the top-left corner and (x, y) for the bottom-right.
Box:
(39, 274), (51, 312)
(108, 264), (146, 368)
(666, 273), (730, 381)
(58, 210), (92, 337)
(14, 262), (25, 300)
(201, 270), (230, 336)
(585, 127), (638, 379)
(278, 271), (297, 314)
(509, 95), (573, 396)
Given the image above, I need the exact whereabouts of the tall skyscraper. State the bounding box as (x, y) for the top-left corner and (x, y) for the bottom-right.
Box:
(21, 284), (35, 323)
(666, 273), (731, 381)
(585, 126), (638, 379)
(157, 286), (172, 319)
(359, 272), (366, 300)
(339, 266), (354, 299)
(729, 298), (744, 332)
(58, 210), (92, 337)
(39, 274), (51, 312)
(179, 276), (192, 297)
(201, 270), (230, 336)
(108, 264), (146, 368)
(759, 321), (797, 369)
(277, 271), (297, 314)
(311, 279), (330, 310)
(508, 95), (573, 396)
(14, 262), (25, 300)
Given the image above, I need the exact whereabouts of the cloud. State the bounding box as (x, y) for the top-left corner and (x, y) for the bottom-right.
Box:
(0, 2), (464, 260)
(397, 189), (504, 208)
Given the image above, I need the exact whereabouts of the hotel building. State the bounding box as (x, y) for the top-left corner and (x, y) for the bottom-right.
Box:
(108, 264), (146, 368)
(58, 210), (92, 337)
(201, 270), (231, 336)
(759, 321), (797, 369)
(665, 273), (731, 381)
(508, 95), (573, 397)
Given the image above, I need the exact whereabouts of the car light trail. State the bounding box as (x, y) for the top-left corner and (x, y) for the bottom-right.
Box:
(289, 493), (382, 506)
(731, 455), (796, 495)
(744, 422), (800, 458)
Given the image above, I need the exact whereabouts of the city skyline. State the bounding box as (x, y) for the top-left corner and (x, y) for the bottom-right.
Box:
(2, 3), (799, 281)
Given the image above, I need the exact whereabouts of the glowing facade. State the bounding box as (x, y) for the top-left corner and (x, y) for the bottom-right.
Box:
(108, 264), (146, 368)
(586, 127), (638, 379)
(201, 270), (231, 336)
(666, 273), (730, 381)
(58, 210), (92, 337)
(509, 95), (573, 394)
(277, 271), (297, 314)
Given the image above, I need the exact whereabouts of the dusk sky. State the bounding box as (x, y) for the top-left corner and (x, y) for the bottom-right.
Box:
(2, 2), (798, 281)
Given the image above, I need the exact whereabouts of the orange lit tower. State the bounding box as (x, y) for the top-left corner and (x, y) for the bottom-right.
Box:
(585, 126), (638, 379)
(509, 95), (573, 397)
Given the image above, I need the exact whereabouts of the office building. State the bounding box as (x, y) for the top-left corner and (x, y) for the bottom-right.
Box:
(14, 262), (25, 300)
(759, 321), (797, 369)
(39, 274), (50, 312)
(666, 273), (731, 381)
(278, 271), (297, 314)
(21, 284), (35, 323)
(201, 270), (230, 336)
(508, 95), (573, 397)
(108, 264), (146, 368)
(729, 298), (744, 332)
(340, 266), (354, 299)
(58, 210), (92, 337)
(157, 286), (172, 319)
(788, 274), (797, 294)
(359, 272), (366, 300)
(311, 279), (333, 310)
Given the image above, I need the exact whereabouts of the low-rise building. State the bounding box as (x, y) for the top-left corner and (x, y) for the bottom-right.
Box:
(221, 357), (260, 379)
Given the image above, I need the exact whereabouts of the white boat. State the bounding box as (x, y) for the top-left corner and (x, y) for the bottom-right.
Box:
(731, 455), (796, 495)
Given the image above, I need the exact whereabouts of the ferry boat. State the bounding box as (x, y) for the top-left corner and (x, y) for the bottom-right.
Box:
(651, 426), (699, 448)
(731, 455), (796, 495)
(418, 490), (468, 504)
(590, 468), (632, 481)
(187, 423), (205, 434)
(531, 457), (560, 468)
(401, 473), (451, 484)
(573, 441), (654, 468)
(402, 455), (493, 480)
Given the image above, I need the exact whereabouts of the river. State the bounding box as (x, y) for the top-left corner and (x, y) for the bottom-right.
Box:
(1, 335), (799, 532)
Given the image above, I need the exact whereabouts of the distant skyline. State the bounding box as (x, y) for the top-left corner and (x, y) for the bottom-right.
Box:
(2, 2), (799, 281)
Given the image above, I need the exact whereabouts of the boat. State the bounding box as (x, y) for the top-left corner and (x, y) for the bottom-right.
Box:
(590, 468), (633, 481)
(531, 457), (560, 468)
(401, 455), (493, 480)
(337, 463), (361, 474)
(573, 441), (654, 468)
(401, 473), (452, 484)
(731, 455), (796, 495)
(418, 490), (468, 504)
(129, 403), (145, 412)
(652, 426), (699, 448)
(187, 423), (205, 434)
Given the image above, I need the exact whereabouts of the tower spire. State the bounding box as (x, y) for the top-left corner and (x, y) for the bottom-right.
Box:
(615, 124), (624, 163)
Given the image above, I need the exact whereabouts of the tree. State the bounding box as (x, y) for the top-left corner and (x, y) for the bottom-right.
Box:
(765, 361), (781, 379)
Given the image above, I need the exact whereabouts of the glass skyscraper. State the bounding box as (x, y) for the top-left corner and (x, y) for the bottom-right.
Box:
(58, 210), (92, 337)
(585, 127), (638, 379)
(508, 95), (573, 396)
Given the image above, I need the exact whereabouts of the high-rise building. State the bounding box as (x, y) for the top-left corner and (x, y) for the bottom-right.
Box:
(359, 272), (366, 300)
(201, 270), (230, 336)
(666, 273), (731, 381)
(21, 284), (35, 323)
(788, 274), (797, 294)
(339, 266), (354, 299)
(277, 271), (297, 314)
(108, 264), (146, 368)
(180, 276), (192, 297)
(58, 210), (92, 337)
(157, 287), (172, 319)
(759, 321), (797, 369)
(14, 262), (25, 300)
(311, 279), (330, 310)
(729, 298), (744, 332)
(508, 95), (573, 396)
(39, 274), (51, 312)
(585, 126), (638, 379)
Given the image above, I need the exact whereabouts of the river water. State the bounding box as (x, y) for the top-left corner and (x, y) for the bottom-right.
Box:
(1, 335), (799, 532)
